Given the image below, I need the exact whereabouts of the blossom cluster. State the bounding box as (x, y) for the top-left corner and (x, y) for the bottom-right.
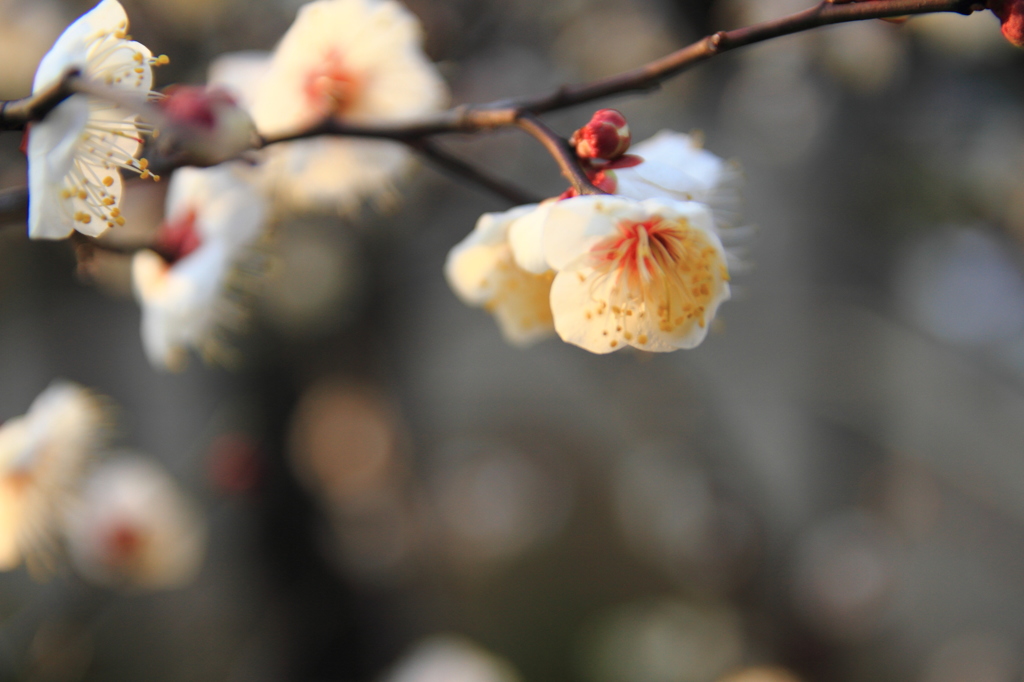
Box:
(26, 0), (447, 370)
(0, 382), (205, 589)
(446, 114), (745, 354)
(17, 0), (752, 366)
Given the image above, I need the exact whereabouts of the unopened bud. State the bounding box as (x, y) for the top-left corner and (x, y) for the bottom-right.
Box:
(157, 85), (257, 165)
(990, 0), (1024, 47)
(571, 109), (631, 160)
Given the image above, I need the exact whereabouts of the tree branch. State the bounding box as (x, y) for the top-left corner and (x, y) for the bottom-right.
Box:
(259, 0), (982, 148)
(0, 0), (986, 212)
(516, 113), (601, 196)
(0, 69), (79, 131)
(407, 140), (541, 205)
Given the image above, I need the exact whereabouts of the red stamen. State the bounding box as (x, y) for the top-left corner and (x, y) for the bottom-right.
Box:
(304, 49), (361, 118)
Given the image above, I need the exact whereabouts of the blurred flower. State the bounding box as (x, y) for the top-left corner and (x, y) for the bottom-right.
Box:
(65, 456), (206, 590)
(288, 382), (417, 580)
(155, 85), (257, 166)
(27, 0), (165, 240)
(610, 131), (744, 229)
(250, 0), (448, 213)
(384, 636), (521, 682)
(445, 203), (556, 347)
(132, 163), (268, 370)
(288, 382), (405, 510)
(579, 600), (744, 682)
(207, 51), (269, 112)
(510, 196), (731, 354)
(0, 381), (107, 575)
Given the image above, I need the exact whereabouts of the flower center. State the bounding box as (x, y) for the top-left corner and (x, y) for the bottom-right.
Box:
(103, 522), (144, 565)
(587, 216), (728, 340)
(155, 207), (202, 264)
(304, 49), (360, 119)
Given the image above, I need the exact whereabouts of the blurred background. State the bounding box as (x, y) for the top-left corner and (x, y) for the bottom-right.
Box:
(3, 0), (1024, 681)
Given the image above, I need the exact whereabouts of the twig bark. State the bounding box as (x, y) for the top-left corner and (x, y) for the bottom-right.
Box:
(0, 0), (987, 213)
(0, 69), (78, 131)
(259, 0), (982, 147)
(515, 113), (601, 196)
(407, 139), (541, 205)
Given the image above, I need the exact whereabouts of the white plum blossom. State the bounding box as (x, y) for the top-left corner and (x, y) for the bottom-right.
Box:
(207, 50), (270, 113)
(250, 0), (448, 212)
(608, 130), (744, 229)
(28, 0), (165, 240)
(132, 164), (268, 371)
(0, 381), (108, 575)
(445, 203), (556, 346)
(384, 637), (522, 682)
(510, 195), (732, 354)
(65, 456), (207, 590)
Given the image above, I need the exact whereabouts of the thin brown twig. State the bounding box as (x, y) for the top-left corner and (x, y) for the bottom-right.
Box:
(516, 113), (601, 196)
(0, 69), (79, 131)
(259, 0), (982, 148)
(0, 0), (986, 214)
(407, 140), (541, 205)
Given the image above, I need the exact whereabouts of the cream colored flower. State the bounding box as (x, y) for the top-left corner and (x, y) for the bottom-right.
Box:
(250, 0), (448, 212)
(385, 637), (521, 682)
(65, 456), (207, 590)
(132, 164), (268, 370)
(0, 381), (107, 575)
(28, 0), (164, 240)
(445, 204), (556, 346)
(609, 131), (743, 229)
(510, 195), (731, 354)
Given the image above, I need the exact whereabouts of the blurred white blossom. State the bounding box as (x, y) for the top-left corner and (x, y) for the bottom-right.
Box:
(65, 456), (206, 590)
(132, 164), (268, 370)
(0, 382), (107, 575)
(384, 637), (521, 682)
(27, 0), (164, 240)
(249, 0), (448, 213)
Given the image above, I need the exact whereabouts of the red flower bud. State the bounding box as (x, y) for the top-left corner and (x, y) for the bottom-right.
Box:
(991, 0), (1024, 47)
(571, 109), (631, 160)
(156, 85), (257, 165)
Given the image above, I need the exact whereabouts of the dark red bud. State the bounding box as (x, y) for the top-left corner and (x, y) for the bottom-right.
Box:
(571, 109), (631, 160)
(991, 0), (1024, 47)
(158, 85), (238, 130)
